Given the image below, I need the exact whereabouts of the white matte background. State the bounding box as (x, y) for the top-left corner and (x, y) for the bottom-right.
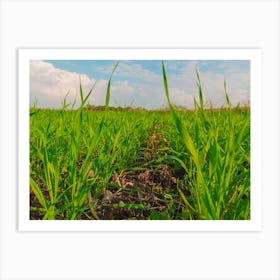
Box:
(0, 0), (279, 280)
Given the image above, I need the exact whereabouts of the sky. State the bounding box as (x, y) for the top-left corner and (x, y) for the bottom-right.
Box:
(30, 60), (250, 110)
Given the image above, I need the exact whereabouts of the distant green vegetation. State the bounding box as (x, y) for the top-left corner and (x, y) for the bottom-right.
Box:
(29, 62), (250, 220)
(84, 104), (147, 112)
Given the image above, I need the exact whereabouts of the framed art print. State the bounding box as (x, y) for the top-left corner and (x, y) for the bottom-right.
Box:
(18, 48), (262, 231)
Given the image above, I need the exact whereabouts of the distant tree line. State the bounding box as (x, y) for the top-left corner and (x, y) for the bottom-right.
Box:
(84, 104), (148, 112)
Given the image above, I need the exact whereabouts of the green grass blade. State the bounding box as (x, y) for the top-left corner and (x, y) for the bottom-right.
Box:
(79, 76), (84, 104)
(30, 177), (47, 210)
(105, 61), (120, 110)
(196, 69), (204, 110)
(177, 186), (196, 213)
(162, 61), (172, 107)
(224, 79), (231, 108)
(80, 81), (96, 109)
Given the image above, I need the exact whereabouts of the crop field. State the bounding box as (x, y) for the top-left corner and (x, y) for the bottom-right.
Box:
(29, 63), (250, 220)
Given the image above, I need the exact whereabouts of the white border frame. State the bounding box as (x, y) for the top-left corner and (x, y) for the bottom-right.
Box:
(18, 48), (262, 232)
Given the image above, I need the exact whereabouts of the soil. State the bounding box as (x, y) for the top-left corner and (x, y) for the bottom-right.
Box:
(30, 163), (189, 220)
(88, 164), (182, 220)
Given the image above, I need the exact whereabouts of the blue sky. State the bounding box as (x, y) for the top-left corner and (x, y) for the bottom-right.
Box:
(30, 60), (250, 109)
(45, 60), (249, 80)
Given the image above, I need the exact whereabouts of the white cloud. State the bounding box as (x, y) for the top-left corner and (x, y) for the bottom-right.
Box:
(168, 88), (195, 109)
(30, 61), (163, 109)
(97, 62), (162, 83)
(30, 60), (166, 109)
(30, 60), (96, 108)
(105, 81), (164, 109)
(166, 61), (250, 108)
(123, 63), (161, 83)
